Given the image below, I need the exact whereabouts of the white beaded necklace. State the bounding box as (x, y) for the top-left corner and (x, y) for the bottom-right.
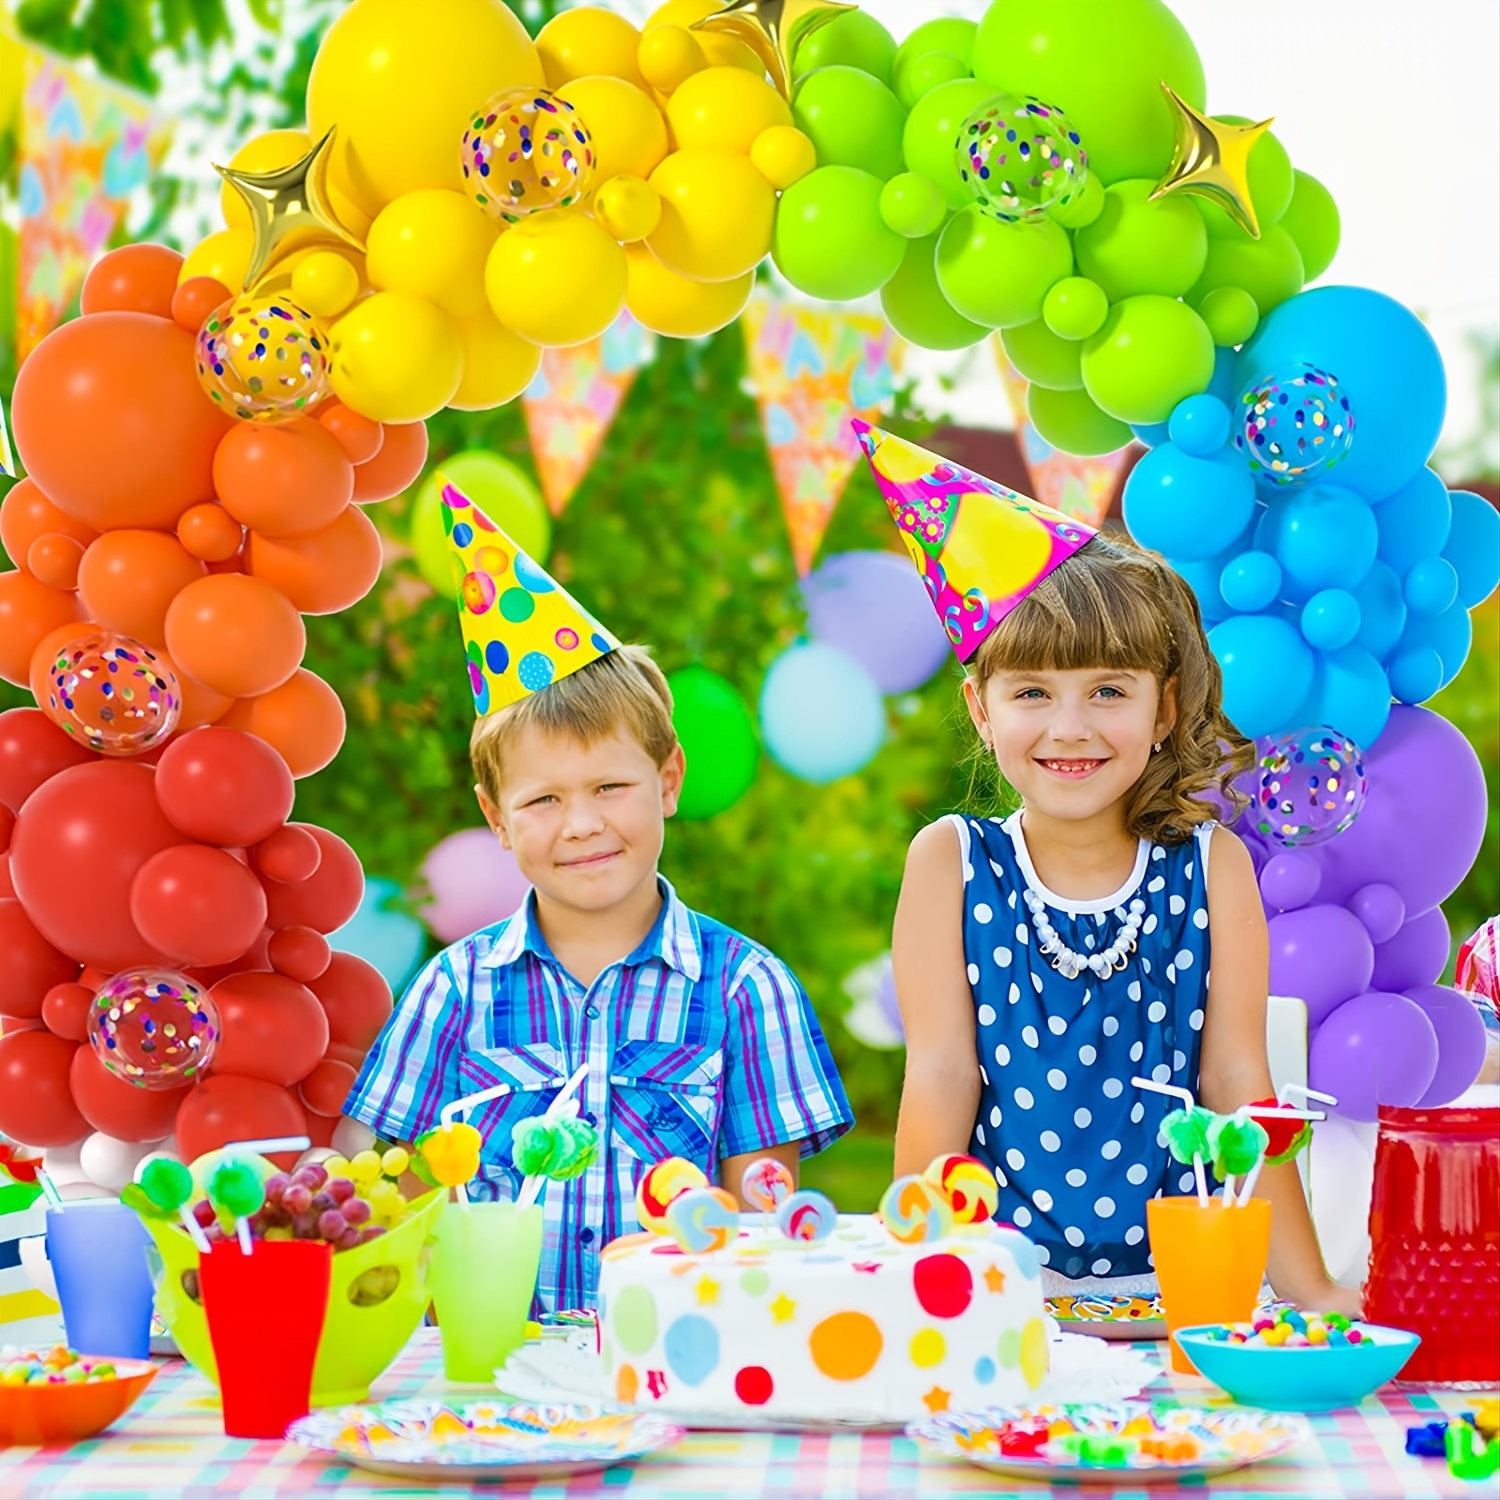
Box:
(1022, 887), (1146, 981)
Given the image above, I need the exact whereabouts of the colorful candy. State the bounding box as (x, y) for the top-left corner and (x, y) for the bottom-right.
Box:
(635, 1157), (707, 1233)
(739, 1157), (794, 1213)
(511, 1115), (598, 1180)
(0, 1345), (120, 1386)
(1447, 1419), (1500, 1482)
(923, 1153), (999, 1224)
(663, 1186), (739, 1253)
(417, 1122), (483, 1188)
(776, 1189), (836, 1244)
(878, 1175), (955, 1245)
(1203, 1308), (1366, 1348)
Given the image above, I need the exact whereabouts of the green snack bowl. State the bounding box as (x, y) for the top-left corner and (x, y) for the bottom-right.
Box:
(144, 1189), (447, 1405)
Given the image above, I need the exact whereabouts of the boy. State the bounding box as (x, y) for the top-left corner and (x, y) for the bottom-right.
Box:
(342, 482), (852, 1312)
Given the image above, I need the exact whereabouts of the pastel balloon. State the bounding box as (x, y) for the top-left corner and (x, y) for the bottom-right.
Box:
(878, 1173), (954, 1245)
(636, 1156), (708, 1232)
(923, 1153), (998, 1224)
(739, 1156), (794, 1212)
(776, 1189), (836, 1244)
(664, 1186), (739, 1253)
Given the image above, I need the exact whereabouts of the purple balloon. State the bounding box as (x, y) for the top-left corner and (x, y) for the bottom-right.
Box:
(1268, 904), (1375, 1025)
(1309, 990), (1439, 1122)
(1259, 851), (1322, 911)
(802, 551), (951, 694)
(418, 828), (530, 945)
(876, 960), (903, 1039)
(1408, 984), (1489, 1107)
(1348, 882), (1405, 944)
(1371, 906), (1450, 992)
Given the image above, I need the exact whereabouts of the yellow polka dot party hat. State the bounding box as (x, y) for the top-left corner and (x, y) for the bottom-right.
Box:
(851, 420), (1098, 664)
(439, 475), (621, 716)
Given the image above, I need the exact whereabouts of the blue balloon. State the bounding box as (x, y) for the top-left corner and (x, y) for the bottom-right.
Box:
(1301, 589), (1361, 651)
(1209, 614), (1315, 739)
(1397, 602), (1473, 692)
(1207, 345), (1238, 406)
(1443, 490), (1499, 607)
(1237, 286), (1446, 501)
(329, 877), (429, 992)
(1169, 394), (1231, 457)
(1375, 467), (1450, 569)
(1298, 645), (1391, 748)
(1123, 443), (1256, 561)
(1352, 561), (1407, 659)
(1259, 484), (1377, 593)
(1220, 550), (1282, 612)
(1403, 556), (1458, 617)
(1170, 555), (1231, 624)
(1130, 420), (1171, 447)
(1389, 647), (1444, 705)
(760, 641), (885, 784)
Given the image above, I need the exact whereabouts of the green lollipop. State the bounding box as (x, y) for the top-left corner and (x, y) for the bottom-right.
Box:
(1206, 1115), (1270, 1180)
(209, 1160), (265, 1253)
(511, 1115), (598, 1181)
(1160, 1106), (1214, 1166)
(141, 1157), (194, 1213)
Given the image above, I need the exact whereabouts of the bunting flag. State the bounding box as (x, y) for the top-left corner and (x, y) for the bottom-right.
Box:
(521, 311), (656, 517)
(0, 395), (13, 477)
(743, 293), (901, 575)
(992, 339), (1132, 529)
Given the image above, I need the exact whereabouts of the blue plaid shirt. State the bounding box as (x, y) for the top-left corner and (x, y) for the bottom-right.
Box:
(345, 878), (852, 1312)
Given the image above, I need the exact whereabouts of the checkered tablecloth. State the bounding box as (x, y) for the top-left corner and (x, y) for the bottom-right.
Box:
(0, 1329), (1485, 1498)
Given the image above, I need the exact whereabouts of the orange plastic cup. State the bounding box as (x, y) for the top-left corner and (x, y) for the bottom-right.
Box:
(1147, 1196), (1272, 1374)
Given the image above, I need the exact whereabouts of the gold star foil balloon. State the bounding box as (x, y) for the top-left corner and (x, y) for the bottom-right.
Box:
(692, 0), (855, 98)
(1149, 84), (1273, 240)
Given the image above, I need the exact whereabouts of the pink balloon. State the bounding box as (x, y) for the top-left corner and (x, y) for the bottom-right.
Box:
(417, 828), (529, 945)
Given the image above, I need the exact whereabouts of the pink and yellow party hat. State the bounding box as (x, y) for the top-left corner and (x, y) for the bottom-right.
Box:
(851, 419), (1098, 664)
(440, 476), (621, 717)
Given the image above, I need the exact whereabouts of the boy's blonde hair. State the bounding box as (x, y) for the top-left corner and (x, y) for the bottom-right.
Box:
(970, 532), (1252, 843)
(470, 645), (678, 802)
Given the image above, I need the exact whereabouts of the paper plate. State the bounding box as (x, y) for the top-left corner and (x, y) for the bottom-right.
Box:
(1047, 1293), (1167, 1341)
(909, 1402), (1310, 1484)
(289, 1398), (684, 1482)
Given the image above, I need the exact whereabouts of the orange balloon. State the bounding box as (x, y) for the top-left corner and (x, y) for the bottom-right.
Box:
(26, 535), (85, 592)
(220, 668), (346, 778)
(177, 502), (244, 563)
(10, 312), (231, 532)
(80, 244), (183, 319)
(28, 619), (100, 709)
(0, 478), (98, 568)
(317, 403), (384, 465)
(77, 530), (207, 645)
(163, 574), (306, 700)
(151, 646), (234, 731)
(0, 572), (81, 688)
(171, 276), (231, 334)
(212, 418), (354, 538)
(352, 421), (428, 503)
(246, 505), (383, 615)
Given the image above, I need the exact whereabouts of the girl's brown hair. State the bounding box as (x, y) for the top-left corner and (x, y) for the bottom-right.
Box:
(969, 533), (1252, 843)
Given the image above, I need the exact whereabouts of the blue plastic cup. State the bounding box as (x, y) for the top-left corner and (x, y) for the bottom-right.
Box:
(46, 1202), (155, 1358)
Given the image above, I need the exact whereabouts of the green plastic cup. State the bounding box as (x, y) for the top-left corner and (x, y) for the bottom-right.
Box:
(428, 1201), (544, 1383)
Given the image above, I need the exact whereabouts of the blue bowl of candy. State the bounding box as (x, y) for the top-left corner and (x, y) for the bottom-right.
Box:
(1175, 1316), (1420, 1413)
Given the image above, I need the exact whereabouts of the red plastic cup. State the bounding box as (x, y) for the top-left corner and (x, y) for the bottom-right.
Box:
(199, 1238), (332, 1438)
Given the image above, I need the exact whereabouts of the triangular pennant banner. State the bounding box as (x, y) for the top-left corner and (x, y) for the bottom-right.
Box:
(0, 394), (13, 477)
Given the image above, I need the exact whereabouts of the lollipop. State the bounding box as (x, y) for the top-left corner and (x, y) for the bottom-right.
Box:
(417, 1122), (483, 1190)
(924, 1153), (999, 1225)
(635, 1157), (708, 1233)
(1158, 1103), (1214, 1206)
(1246, 1098), (1312, 1166)
(740, 1157), (794, 1214)
(663, 1187), (739, 1253)
(776, 1189), (837, 1244)
(512, 1115), (599, 1209)
(878, 1175), (955, 1245)
(208, 1159), (265, 1254)
(1205, 1114), (1268, 1202)
(136, 1156), (210, 1252)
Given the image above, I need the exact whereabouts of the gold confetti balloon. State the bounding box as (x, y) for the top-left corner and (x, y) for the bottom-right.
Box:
(460, 87), (594, 223)
(195, 294), (332, 423)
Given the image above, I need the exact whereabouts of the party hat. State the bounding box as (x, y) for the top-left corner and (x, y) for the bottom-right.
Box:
(851, 419), (1098, 664)
(440, 476), (621, 717)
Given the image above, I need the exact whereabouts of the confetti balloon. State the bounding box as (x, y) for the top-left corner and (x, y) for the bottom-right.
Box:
(955, 94), (1089, 224)
(1244, 725), (1368, 849)
(460, 87), (595, 224)
(776, 1188), (837, 1244)
(195, 295), (332, 424)
(87, 968), (219, 1089)
(42, 632), (181, 756)
(923, 1153), (999, 1224)
(1234, 363), (1355, 486)
(878, 1174), (954, 1245)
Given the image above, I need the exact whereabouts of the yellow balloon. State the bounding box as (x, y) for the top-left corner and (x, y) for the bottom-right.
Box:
(179, 228), (254, 291)
(366, 189), (497, 317)
(637, 25), (707, 95)
(668, 67), (791, 155)
(594, 176), (662, 242)
(647, 149), (774, 283)
(624, 243), (752, 337)
(290, 251), (362, 317)
(750, 125), (816, 189)
(219, 130), (309, 230)
(554, 76), (668, 184)
(451, 307), (543, 410)
(485, 211), (627, 347)
(537, 6), (647, 92)
(329, 291), (464, 422)
(306, 0), (544, 220)
(646, 0), (763, 73)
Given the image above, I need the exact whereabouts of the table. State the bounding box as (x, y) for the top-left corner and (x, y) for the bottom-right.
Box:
(0, 1330), (1486, 1499)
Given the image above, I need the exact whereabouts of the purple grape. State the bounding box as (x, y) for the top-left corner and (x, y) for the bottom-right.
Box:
(336, 1227), (362, 1251)
(292, 1212), (319, 1239)
(204, 1223), (225, 1244)
(309, 1191), (335, 1215)
(282, 1183), (312, 1215)
(327, 1178), (356, 1205)
(357, 1226), (386, 1245)
(342, 1198), (371, 1227)
(300, 1163), (329, 1191)
(192, 1199), (217, 1228)
(263, 1173), (291, 1205)
(316, 1209), (347, 1241)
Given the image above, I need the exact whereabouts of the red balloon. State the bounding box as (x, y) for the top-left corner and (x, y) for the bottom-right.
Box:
(252, 825), (322, 883)
(0, 898), (78, 1019)
(154, 727), (294, 847)
(69, 1044), (190, 1142)
(0, 709), (97, 815)
(352, 421), (427, 503)
(188, 927), (272, 991)
(325, 1040), (368, 1071)
(129, 844), (269, 967)
(308, 952), (392, 1052)
(0, 1031), (87, 1146)
(9, 761), (182, 969)
(80, 244), (183, 318)
(262, 825), (363, 933)
(299, 1057), (357, 1117)
(208, 970), (328, 1086)
(267, 925), (332, 982)
(305, 1109), (337, 1148)
(0, 805), (13, 853)
(42, 981), (94, 1041)
(175, 1073), (308, 1167)
(0, 853), (14, 900)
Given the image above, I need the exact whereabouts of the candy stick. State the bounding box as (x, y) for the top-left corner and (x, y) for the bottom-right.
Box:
(1235, 1093), (1334, 1206)
(1131, 1077), (1209, 1206)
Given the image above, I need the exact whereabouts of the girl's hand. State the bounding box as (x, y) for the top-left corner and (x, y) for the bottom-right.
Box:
(1283, 1278), (1364, 1320)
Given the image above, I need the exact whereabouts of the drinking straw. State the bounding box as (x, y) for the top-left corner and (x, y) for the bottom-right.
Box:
(1233, 1088), (1335, 1206)
(36, 1169), (64, 1208)
(1131, 1076), (1209, 1206)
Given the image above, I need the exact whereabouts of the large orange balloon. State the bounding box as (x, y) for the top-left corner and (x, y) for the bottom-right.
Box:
(246, 504), (383, 614)
(0, 571), (81, 688)
(80, 244), (183, 319)
(213, 419), (354, 538)
(352, 420), (428, 503)
(163, 575), (306, 699)
(0, 478), (98, 567)
(10, 313), (231, 531)
(77, 530), (207, 645)
(219, 668), (346, 778)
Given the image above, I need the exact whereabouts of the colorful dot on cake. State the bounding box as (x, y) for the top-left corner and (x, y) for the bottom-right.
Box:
(810, 1311), (883, 1381)
(636, 1157), (708, 1232)
(616, 1363), (639, 1403)
(663, 1314), (720, 1387)
(924, 1153), (1000, 1224)
(739, 1268), (769, 1297)
(878, 1175), (955, 1245)
(1020, 1315), (1048, 1389)
(910, 1328), (946, 1368)
(611, 1283), (658, 1356)
(998, 1327), (1021, 1369)
(734, 1366), (774, 1406)
(913, 1253), (974, 1319)
(974, 1354), (997, 1385)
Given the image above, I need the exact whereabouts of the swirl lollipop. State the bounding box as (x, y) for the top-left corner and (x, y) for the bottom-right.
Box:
(740, 1157), (794, 1214)
(1206, 1114), (1269, 1203)
(135, 1156), (210, 1252)
(878, 1175), (955, 1245)
(635, 1157), (707, 1233)
(776, 1189), (836, 1244)
(512, 1115), (598, 1209)
(924, 1153), (999, 1225)
(664, 1186), (739, 1253)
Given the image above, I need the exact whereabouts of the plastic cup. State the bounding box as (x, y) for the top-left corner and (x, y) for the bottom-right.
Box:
(199, 1239), (331, 1438)
(1147, 1196), (1272, 1374)
(428, 1202), (543, 1382)
(45, 1202), (155, 1358)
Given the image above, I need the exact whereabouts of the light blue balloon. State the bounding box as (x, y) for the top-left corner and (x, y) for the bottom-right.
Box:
(1260, 484), (1377, 593)
(760, 641), (885, 784)
(1123, 443), (1256, 561)
(329, 877), (428, 993)
(1131, 420), (1171, 448)
(1352, 561), (1407, 659)
(1397, 602), (1473, 692)
(1376, 467), (1451, 569)
(1298, 645), (1391, 748)
(1237, 286), (1446, 502)
(1403, 556), (1458, 617)
(1207, 345), (1238, 406)
(1170, 555), (1230, 624)
(1209, 614), (1315, 739)
(1389, 647), (1444, 705)
(1169, 394), (1231, 457)
(1220, 550), (1282, 612)
(1301, 589), (1361, 651)
(1443, 489), (1500, 607)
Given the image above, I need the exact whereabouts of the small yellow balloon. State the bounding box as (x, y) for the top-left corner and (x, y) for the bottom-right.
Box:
(554, 76), (669, 184)
(647, 1), (763, 73)
(219, 130), (310, 230)
(625, 243), (753, 336)
(290, 251), (362, 317)
(485, 210), (627, 347)
(537, 6), (647, 91)
(179, 227), (254, 291)
(366, 188), (497, 317)
(451, 306), (543, 409)
(750, 124), (817, 189)
(668, 66), (792, 155)
(329, 290), (464, 422)
(594, 175), (662, 242)
(647, 148), (775, 283)
(636, 24), (707, 94)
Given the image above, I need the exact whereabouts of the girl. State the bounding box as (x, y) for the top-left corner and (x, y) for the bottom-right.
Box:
(891, 530), (1361, 1314)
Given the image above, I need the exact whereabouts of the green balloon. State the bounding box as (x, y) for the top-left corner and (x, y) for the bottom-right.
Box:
(1278, 169), (1340, 281)
(411, 450), (548, 595)
(1080, 294), (1215, 425)
(1042, 276), (1108, 340)
(1196, 119), (1294, 239)
(792, 10), (898, 85)
(880, 234), (989, 351)
(892, 51), (969, 110)
(972, 0), (1206, 185)
(879, 173), (947, 238)
(902, 78), (999, 209)
(1001, 319), (1082, 391)
(936, 206), (1073, 330)
(1074, 179), (1207, 301)
(669, 667), (759, 820)
(1048, 171), (1104, 229)
(1028, 385), (1132, 456)
(1198, 285), (1259, 347)
(793, 66), (906, 182)
(893, 17), (977, 76)
(773, 165), (905, 300)
(1188, 225), (1304, 317)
